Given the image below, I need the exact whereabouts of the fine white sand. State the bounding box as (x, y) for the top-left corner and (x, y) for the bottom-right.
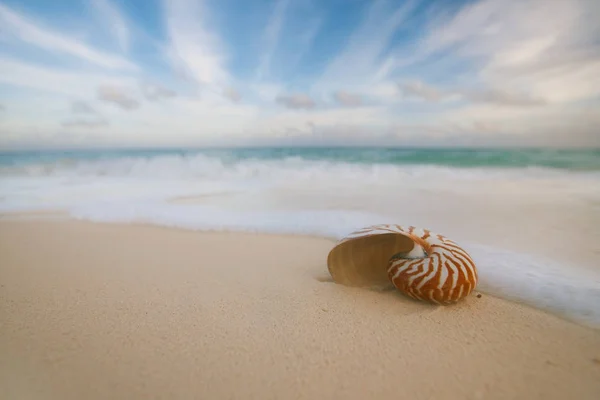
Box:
(1, 219), (599, 400)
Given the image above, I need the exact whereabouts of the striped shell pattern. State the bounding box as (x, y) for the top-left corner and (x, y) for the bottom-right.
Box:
(332, 224), (478, 304)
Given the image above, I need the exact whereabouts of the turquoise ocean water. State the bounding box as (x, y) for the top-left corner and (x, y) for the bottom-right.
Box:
(1, 147), (599, 170)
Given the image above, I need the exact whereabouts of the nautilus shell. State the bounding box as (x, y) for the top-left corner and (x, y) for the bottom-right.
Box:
(327, 224), (478, 304)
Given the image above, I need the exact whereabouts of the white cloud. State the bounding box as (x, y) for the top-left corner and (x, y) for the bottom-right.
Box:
(0, 92), (83, 141)
(0, 3), (136, 70)
(163, 0), (230, 88)
(375, 0), (600, 145)
(0, 57), (135, 98)
(1, 0), (598, 148)
(384, 98), (600, 148)
(0, 93), (262, 148)
(100, 96), (260, 146)
(91, 0), (130, 52)
(422, 0), (582, 61)
(419, 0), (600, 104)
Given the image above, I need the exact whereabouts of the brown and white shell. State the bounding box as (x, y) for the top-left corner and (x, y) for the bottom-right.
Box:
(327, 224), (478, 304)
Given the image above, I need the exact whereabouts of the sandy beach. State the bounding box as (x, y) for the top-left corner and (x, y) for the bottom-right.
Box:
(2, 0), (599, 396)
(1, 219), (599, 400)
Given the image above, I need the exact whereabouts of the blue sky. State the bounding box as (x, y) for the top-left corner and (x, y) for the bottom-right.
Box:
(0, 0), (599, 148)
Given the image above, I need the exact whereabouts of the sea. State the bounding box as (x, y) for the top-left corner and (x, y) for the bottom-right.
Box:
(1, 147), (599, 327)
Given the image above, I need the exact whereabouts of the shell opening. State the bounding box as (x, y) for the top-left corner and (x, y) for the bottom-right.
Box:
(326, 232), (416, 288)
(390, 242), (427, 261)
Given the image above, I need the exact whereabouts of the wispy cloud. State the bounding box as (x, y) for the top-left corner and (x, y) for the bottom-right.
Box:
(0, 3), (136, 70)
(283, 15), (322, 75)
(418, 0), (600, 104)
(163, 0), (230, 88)
(0, 57), (135, 97)
(91, 0), (130, 52)
(317, 0), (417, 88)
(0, 0), (598, 148)
(255, 0), (290, 81)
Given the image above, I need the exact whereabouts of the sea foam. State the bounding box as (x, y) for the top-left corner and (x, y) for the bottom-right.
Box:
(1, 152), (599, 329)
(66, 201), (600, 329)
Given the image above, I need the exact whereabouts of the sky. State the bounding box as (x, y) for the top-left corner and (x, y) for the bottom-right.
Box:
(0, 0), (599, 149)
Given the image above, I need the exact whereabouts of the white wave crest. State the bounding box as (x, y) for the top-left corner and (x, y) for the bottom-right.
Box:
(1, 152), (599, 329)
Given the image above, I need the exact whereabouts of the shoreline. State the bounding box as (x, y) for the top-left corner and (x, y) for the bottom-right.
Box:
(0, 210), (343, 242)
(2, 210), (600, 329)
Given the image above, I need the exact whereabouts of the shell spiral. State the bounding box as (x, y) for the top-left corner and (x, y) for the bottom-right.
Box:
(386, 226), (478, 304)
(327, 224), (478, 304)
